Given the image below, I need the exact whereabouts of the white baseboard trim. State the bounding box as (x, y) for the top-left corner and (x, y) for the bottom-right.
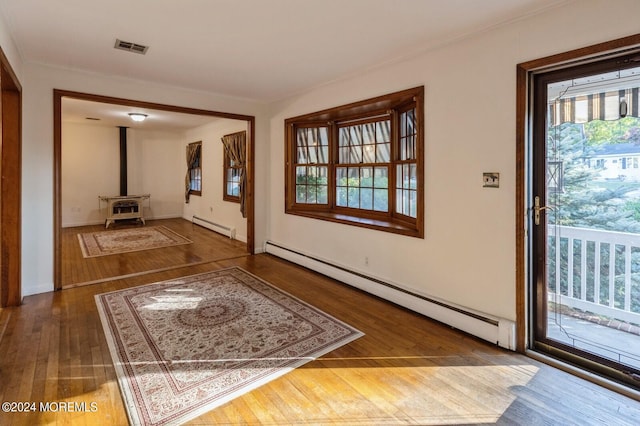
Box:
(192, 216), (236, 239)
(264, 240), (516, 350)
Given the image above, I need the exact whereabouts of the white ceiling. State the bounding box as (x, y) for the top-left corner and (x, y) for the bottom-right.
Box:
(1, 0), (569, 103)
(62, 98), (226, 131)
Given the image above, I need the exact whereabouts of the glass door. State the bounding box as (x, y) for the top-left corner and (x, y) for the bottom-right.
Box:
(531, 54), (640, 388)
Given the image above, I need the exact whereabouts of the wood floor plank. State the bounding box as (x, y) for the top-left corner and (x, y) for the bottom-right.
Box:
(61, 218), (249, 287)
(1, 239), (639, 424)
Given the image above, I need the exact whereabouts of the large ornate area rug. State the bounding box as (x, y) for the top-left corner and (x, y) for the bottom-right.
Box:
(78, 225), (192, 258)
(95, 267), (364, 425)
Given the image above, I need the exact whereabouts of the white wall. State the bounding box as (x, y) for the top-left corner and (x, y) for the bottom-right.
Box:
(267, 0), (640, 323)
(0, 9), (23, 81)
(21, 63), (268, 296)
(183, 120), (248, 242)
(61, 124), (186, 227)
(127, 128), (185, 220)
(61, 123), (121, 226)
(13, 0), (640, 325)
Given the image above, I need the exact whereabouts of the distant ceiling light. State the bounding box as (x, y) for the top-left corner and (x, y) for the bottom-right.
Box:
(128, 113), (148, 122)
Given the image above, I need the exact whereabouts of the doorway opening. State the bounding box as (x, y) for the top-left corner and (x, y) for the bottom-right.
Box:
(53, 90), (255, 290)
(518, 34), (640, 390)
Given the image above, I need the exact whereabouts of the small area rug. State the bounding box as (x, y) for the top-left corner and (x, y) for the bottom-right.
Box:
(78, 225), (192, 258)
(95, 267), (363, 425)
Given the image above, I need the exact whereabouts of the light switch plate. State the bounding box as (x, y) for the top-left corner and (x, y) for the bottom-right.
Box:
(483, 172), (499, 188)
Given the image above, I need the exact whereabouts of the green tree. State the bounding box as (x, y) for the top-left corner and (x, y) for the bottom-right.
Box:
(547, 122), (640, 313)
(583, 117), (640, 146)
(547, 122), (640, 233)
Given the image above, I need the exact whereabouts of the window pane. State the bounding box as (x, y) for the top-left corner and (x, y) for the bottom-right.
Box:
(227, 182), (239, 197)
(296, 129), (308, 164)
(294, 166), (329, 205)
(403, 164), (410, 189)
(336, 167), (348, 186)
(336, 186), (347, 206)
(374, 167), (388, 188)
(396, 189), (403, 214)
(318, 185), (328, 204)
(190, 168), (201, 191)
(319, 146), (329, 163)
(297, 147), (308, 163)
(349, 145), (362, 163)
(348, 167), (360, 186)
(363, 123), (376, 144)
(296, 166), (307, 184)
(409, 190), (417, 218)
(373, 189), (388, 212)
(348, 187), (360, 208)
(409, 164), (417, 189)
(406, 109), (415, 135)
(377, 143), (390, 162)
(307, 185), (317, 203)
(318, 127), (328, 146)
(316, 166), (328, 185)
(296, 185), (307, 203)
(397, 164), (415, 190)
(339, 127), (350, 146)
(350, 126), (362, 146)
(339, 147), (350, 163)
(360, 188), (373, 210)
(403, 190), (410, 215)
(297, 128), (308, 146)
(400, 108), (417, 161)
(360, 167), (373, 187)
(363, 144), (375, 163)
(297, 127), (329, 164)
(377, 120), (390, 142)
(308, 144), (318, 163)
(405, 135), (416, 160)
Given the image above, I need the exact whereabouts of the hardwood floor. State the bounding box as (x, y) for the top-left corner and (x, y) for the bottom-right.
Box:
(61, 218), (249, 287)
(2, 248), (640, 424)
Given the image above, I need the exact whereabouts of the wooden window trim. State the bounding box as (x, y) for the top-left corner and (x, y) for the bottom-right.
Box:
(285, 86), (424, 238)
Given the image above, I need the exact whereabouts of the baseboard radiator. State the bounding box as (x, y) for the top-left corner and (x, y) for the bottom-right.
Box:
(264, 240), (516, 350)
(192, 216), (236, 239)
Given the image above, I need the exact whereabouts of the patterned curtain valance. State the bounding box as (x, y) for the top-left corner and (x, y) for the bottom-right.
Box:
(550, 88), (640, 126)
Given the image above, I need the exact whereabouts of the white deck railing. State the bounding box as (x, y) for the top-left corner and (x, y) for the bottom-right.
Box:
(548, 225), (640, 324)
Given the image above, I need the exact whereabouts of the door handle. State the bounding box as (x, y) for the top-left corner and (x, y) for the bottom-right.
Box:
(534, 196), (554, 226)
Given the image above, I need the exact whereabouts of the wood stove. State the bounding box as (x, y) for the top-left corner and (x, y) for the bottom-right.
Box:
(99, 194), (150, 228)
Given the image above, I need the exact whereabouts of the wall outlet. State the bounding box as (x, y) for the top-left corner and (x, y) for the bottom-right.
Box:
(483, 172), (499, 188)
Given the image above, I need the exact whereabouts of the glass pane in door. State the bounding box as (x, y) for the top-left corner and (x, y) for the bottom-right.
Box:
(541, 66), (640, 373)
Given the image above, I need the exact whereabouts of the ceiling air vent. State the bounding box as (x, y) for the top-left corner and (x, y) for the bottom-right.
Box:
(114, 39), (149, 55)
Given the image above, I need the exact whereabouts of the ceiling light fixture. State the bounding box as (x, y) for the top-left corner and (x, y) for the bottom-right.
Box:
(128, 113), (148, 122)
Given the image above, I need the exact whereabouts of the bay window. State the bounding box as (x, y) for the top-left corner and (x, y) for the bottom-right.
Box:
(285, 87), (424, 237)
